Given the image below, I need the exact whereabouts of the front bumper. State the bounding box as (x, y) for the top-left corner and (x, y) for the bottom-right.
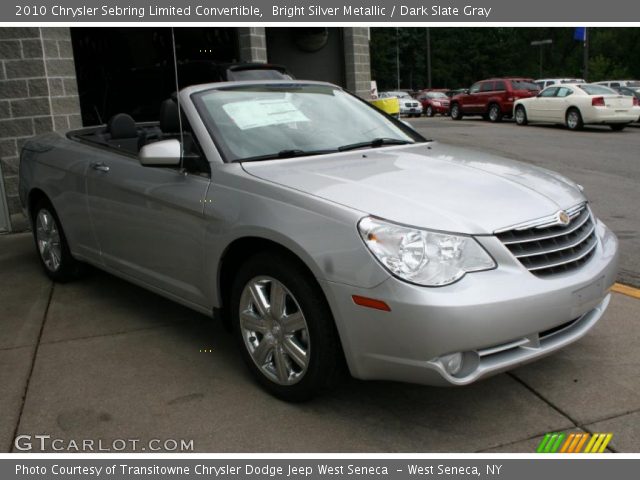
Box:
(322, 220), (619, 386)
(427, 104), (450, 114)
(400, 105), (423, 115)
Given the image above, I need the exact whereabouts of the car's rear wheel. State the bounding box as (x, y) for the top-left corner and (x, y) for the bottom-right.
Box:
(610, 123), (627, 131)
(231, 251), (342, 401)
(515, 105), (528, 126)
(488, 103), (503, 122)
(450, 103), (463, 120)
(32, 199), (84, 282)
(425, 106), (434, 117)
(566, 108), (584, 131)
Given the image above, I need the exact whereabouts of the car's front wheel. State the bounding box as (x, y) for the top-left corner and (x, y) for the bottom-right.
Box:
(450, 103), (463, 120)
(231, 251), (342, 401)
(514, 105), (528, 126)
(32, 199), (84, 282)
(566, 108), (584, 131)
(425, 106), (434, 117)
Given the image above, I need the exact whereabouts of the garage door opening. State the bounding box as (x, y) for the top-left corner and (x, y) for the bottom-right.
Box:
(70, 27), (239, 126)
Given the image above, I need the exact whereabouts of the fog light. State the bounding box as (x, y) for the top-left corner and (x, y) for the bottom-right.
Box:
(441, 353), (463, 376)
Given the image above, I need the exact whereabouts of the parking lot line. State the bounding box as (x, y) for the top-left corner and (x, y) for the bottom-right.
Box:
(611, 282), (640, 300)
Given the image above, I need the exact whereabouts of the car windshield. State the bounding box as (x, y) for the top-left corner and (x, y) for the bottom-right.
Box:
(227, 69), (290, 81)
(387, 91), (411, 98)
(193, 83), (421, 162)
(428, 92), (447, 98)
(578, 85), (618, 95)
(511, 81), (539, 90)
(627, 81), (640, 87)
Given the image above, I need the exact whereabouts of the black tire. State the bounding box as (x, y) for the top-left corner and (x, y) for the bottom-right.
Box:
(610, 124), (627, 131)
(487, 103), (503, 122)
(515, 105), (528, 126)
(425, 106), (434, 117)
(566, 108), (584, 131)
(231, 251), (342, 402)
(450, 103), (463, 120)
(32, 198), (85, 282)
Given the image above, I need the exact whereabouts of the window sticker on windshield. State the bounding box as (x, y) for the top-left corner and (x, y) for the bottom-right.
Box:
(222, 99), (309, 130)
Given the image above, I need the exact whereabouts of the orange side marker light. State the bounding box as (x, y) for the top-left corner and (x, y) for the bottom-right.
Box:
(352, 295), (391, 312)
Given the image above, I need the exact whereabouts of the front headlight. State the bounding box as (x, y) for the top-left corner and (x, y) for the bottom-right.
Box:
(358, 217), (495, 286)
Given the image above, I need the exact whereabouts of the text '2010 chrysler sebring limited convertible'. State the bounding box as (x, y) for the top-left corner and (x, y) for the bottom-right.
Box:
(19, 81), (619, 401)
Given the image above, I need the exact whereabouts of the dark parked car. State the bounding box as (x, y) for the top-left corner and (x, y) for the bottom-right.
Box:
(450, 78), (540, 122)
(417, 91), (451, 116)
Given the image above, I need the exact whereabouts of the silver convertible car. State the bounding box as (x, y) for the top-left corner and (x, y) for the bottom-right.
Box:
(19, 80), (619, 401)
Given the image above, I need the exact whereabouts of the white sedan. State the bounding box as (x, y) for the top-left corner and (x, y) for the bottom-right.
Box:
(514, 84), (640, 131)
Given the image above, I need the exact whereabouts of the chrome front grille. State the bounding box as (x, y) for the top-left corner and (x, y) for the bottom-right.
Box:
(496, 204), (597, 277)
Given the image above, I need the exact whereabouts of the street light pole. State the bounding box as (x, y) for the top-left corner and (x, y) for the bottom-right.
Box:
(530, 39), (553, 78)
(396, 27), (400, 90)
(426, 27), (432, 89)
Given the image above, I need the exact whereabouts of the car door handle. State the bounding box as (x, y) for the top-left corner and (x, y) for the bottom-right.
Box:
(91, 162), (110, 173)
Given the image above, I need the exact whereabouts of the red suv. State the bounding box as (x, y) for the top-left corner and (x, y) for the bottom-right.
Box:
(417, 90), (451, 116)
(450, 78), (539, 122)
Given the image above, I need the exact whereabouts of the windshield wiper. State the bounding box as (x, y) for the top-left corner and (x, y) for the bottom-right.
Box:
(234, 148), (338, 163)
(338, 137), (414, 152)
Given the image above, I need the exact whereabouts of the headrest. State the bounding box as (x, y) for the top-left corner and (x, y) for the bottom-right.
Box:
(160, 99), (181, 133)
(107, 113), (137, 139)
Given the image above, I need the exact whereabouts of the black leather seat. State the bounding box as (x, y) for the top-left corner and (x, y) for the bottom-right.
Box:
(106, 113), (143, 154)
(159, 99), (181, 134)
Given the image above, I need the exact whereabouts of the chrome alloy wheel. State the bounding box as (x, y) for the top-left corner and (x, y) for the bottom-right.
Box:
(515, 107), (526, 124)
(489, 105), (500, 121)
(567, 110), (580, 129)
(35, 209), (62, 272)
(239, 276), (310, 386)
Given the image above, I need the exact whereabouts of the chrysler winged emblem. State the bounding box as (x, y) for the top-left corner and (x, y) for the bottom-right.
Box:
(556, 210), (570, 226)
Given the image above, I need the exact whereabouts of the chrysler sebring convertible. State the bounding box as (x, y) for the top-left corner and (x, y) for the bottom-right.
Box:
(19, 80), (619, 401)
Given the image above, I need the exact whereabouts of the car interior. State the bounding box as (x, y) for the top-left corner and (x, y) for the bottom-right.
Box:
(69, 98), (210, 176)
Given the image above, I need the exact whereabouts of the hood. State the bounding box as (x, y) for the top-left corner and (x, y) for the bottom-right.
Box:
(241, 143), (585, 234)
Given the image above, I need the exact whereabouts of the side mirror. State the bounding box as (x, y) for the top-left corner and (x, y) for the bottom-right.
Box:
(138, 139), (181, 166)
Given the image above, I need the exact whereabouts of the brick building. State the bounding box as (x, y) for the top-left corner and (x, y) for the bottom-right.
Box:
(0, 27), (371, 232)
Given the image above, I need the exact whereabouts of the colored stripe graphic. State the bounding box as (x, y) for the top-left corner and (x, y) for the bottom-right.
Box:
(560, 433), (576, 453)
(572, 433), (589, 453)
(536, 433), (565, 453)
(536, 432), (612, 453)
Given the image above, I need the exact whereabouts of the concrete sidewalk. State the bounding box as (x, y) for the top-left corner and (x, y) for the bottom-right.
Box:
(1, 232), (639, 453)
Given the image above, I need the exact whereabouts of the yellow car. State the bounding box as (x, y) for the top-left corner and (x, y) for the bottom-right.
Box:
(370, 97), (400, 118)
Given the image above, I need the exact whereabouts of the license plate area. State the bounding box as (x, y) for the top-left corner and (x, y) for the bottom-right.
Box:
(571, 276), (605, 316)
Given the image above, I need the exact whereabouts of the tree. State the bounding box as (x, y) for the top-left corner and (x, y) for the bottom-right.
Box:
(370, 27), (639, 90)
